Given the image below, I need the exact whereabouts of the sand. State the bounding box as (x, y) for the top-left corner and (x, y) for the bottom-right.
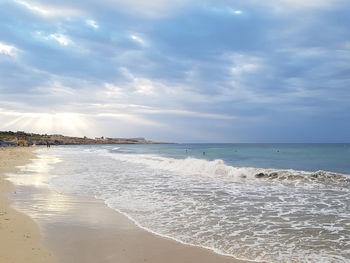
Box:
(1, 147), (251, 263)
(0, 147), (57, 263)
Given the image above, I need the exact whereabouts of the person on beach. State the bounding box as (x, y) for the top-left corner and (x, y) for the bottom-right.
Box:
(46, 141), (50, 148)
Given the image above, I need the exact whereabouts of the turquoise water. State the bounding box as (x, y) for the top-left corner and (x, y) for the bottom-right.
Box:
(108, 143), (350, 174)
(41, 144), (350, 263)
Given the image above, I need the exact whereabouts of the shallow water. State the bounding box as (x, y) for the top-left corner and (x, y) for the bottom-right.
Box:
(39, 144), (350, 262)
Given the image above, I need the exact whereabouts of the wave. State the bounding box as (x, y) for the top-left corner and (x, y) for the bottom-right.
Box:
(40, 147), (350, 263)
(44, 147), (350, 187)
(102, 152), (350, 187)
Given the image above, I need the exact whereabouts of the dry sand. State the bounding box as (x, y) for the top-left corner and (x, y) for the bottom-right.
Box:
(1, 147), (251, 263)
(0, 147), (57, 263)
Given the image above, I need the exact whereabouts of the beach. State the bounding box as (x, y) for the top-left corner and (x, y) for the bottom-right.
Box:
(0, 147), (57, 263)
(36, 144), (350, 262)
(0, 147), (249, 263)
(2, 144), (348, 262)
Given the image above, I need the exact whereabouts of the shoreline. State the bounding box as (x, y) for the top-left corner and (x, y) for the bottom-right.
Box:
(0, 147), (57, 263)
(2, 147), (252, 263)
(104, 202), (256, 263)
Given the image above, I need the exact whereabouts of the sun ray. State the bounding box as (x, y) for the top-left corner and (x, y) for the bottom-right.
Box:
(0, 110), (92, 136)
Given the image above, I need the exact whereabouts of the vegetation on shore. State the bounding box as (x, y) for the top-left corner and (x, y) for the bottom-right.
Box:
(0, 131), (165, 145)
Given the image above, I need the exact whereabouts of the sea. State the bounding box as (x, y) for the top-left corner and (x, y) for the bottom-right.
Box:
(38, 143), (350, 263)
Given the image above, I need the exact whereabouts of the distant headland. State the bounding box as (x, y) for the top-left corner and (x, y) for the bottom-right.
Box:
(0, 131), (169, 145)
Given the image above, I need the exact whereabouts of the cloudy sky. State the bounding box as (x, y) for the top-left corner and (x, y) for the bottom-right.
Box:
(0, 0), (349, 142)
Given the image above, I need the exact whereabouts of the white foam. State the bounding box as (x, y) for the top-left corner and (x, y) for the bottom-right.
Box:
(106, 153), (260, 179)
(97, 151), (350, 189)
(39, 147), (350, 263)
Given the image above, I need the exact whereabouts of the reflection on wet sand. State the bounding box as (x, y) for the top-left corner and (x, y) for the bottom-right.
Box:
(6, 154), (121, 227)
(8, 154), (60, 188)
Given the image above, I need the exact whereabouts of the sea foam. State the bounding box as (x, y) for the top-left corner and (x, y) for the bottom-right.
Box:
(39, 146), (350, 263)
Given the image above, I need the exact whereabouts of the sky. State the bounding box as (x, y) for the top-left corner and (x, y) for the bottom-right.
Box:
(0, 0), (349, 142)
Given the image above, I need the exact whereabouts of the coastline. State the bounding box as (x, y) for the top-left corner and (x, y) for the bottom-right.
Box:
(0, 147), (57, 263)
(2, 147), (251, 263)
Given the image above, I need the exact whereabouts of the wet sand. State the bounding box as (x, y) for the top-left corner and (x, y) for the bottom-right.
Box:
(0, 147), (57, 263)
(2, 147), (251, 263)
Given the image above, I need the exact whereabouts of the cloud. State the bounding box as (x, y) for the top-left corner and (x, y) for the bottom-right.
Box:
(96, 112), (162, 127)
(33, 81), (76, 96)
(0, 42), (18, 56)
(48, 33), (72, 46)
(13, 0), (80, 17)
(12, 0), (192, 18)
(223, 0), (346, 14)
(229, 9), (242, 15)
(0, 0), (349, 141)
(130, 35), (145, 45)
(10, 0), (348, 21)
(268, 0), (343, 12)
(86, 19), (99, 29)
(14, 0), (54, 16)
(90, 103), (234, 120)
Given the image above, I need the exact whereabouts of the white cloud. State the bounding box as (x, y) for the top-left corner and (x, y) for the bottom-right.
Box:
(88, 103), (234, 120)
(14, 0), (79, 17)
(246, 0), (344, 13)
(138, 107), (235, 120)
(229, 53), (262, 75)
(103, 83), (125, 97)
(33, 81), (76, 96)
(229, 9), (242, 15)
(49, 34), (72, 46)
(13, 0), (345, 20)
(231, 63), (259, 74)
(116, 67), (225, 104)
(96, 112), (162, 127)
(278, 47), (326, 57)
(119, 68), (165, 95)
(277, 0), (337, 9)
(0, 42), (18, 56)
(25, 0), (193, 18)
(104, 0), (190, 18)
(130, 35), (145, 45)
(86, 19), (99, 29)
(203, 5), (244, 16)
(14, 0), (51, 16)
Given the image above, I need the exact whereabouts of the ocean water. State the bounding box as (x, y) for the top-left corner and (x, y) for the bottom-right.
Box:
(39, 144), (350, 263)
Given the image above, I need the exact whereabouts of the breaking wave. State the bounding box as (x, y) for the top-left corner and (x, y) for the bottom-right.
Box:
(42, 146), (350, 263)
(103, 151), (350, 188)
